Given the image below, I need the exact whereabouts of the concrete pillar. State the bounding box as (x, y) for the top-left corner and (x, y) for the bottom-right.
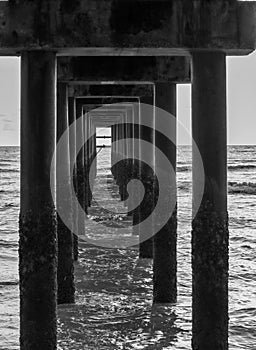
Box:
(139, 95), (154, 259)
(192, 52), (228, 350)
(56, 83), (75, 304)
(119, 115), (126, 201)
(112, 124), (118, 179)
(111, 125), (115, 175)
(19, 51), (57, 350)
(123, 108), (133, 205)
(83, 111), (90, 208)
(125, 108), (134, 207)
(87, 116), (93, 206)
(126, 105), (136, 216)
(116, 122), (123, 197)
(153, 83), (177, 303)
(76, 102), (86, 253)
(68, 97), (78, 262)
(83, 107), (97, 207)
(92, 123), (97, 183)
(132, 103), (141, 235)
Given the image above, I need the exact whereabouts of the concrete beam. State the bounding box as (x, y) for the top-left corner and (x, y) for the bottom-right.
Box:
(58, 56), (190, 83)
(69, 84), (153, 100)
(0, 1), (256, 55)
(86, 105), (134, 122)
(89, 111), (127, 126)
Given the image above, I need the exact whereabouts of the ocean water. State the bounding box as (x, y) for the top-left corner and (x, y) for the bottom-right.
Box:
(0, 145), (256, 350)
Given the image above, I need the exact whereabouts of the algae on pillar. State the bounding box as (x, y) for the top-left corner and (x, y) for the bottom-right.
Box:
(192, 51), (228, 350)
(19, 51), (57, 350)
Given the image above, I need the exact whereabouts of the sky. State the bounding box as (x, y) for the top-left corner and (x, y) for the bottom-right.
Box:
(0, 52), (256, 146)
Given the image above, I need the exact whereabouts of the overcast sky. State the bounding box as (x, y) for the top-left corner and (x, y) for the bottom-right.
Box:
(0, 52), (255, 146)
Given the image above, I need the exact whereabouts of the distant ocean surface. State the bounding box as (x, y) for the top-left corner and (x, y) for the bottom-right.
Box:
(0, 145), (256, 350)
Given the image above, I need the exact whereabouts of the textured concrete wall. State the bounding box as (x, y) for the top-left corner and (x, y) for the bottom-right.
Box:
(0, 1), (255, 55)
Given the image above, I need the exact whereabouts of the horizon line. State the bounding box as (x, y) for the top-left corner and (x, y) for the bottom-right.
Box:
(1, 144), (256, 147)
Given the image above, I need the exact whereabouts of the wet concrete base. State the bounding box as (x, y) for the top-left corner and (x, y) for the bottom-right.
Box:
(19, 207), (57, 350)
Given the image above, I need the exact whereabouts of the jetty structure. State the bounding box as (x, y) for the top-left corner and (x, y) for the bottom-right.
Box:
(0, 0), (255, 349)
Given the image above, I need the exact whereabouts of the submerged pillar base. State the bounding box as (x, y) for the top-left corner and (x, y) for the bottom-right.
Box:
(192, 203), (228, 350)
(19, 207), (57, 349)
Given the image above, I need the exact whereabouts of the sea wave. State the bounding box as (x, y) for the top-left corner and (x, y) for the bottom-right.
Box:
(228, 164), (256, 170)
(0, 168), (19, 173)
(0, 281), (19, 286)
(228, 182), (256, 195)
(177, 166), (191, 172)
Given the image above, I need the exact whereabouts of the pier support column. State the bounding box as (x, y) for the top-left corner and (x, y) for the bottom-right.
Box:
(153, 83), (177, 303)
(83, 112), (90, 208)
(87, 115), (94, 206)
(111, 125), (115, 176)
(192, 52), (228, 350)
(128, 103), (139, 216)
(111, 125), (118, 178)
(76, 102), (86, 250)
(57, 83), (75, 304)
(139, 95), (154, 258)
(90, 122), (97, 188)
(68, 97), (78, 262)
(132, 104), (141, 235)
(119, 115), (127, 201)
(20, 51), (57, 350)
(116, 122), (124, 199)
(126, 108), (134, 208)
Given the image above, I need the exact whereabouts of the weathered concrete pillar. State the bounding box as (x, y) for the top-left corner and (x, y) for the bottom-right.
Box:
(111, 124), (118, 179)
(192, 52), (228, 350)
(92, 123), (97, 183)
(153, 83), (177, 303)
(57, 83), (75, 304)
(68, 97), (78, 262)
(83, 112), (90, 208)
(139, 95), (154, 259)
(111, 125), (115, 175)
(122, 107), (134, 205)
(132, 103), (141, 235)
(76, 102), (86, 254)
(114, 123), (120, 180)
(19, 51), (57, 350)
(126, 106), (134, 206)
(87, 116), (93, 206)
(119, 115), (127, 201)
(116, 121), (124, 198)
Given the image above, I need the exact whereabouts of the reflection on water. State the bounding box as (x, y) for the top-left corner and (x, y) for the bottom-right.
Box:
(58, 149), (191, 349)
(58, 245), (190, 350)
